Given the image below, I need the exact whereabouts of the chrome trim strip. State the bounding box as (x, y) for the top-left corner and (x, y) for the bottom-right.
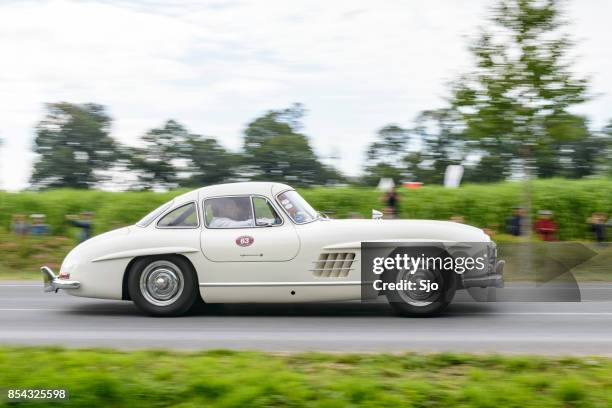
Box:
(199, 281), (362, 287)
(91, 247), (200, 262)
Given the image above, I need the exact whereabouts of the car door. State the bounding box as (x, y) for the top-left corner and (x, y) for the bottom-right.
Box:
(200, 195), (300, 262)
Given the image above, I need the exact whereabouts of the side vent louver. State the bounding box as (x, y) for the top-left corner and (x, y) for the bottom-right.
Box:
(312, 252), (356, 278)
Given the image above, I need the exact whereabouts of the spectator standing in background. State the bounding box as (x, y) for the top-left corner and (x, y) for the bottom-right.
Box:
(66, 212), (94, 242)
(506, 206), (524, 236)
(588, 212), (607, 245)
(11, 214), (29, 235)
(535, 210), (557, 241)
(29, 214), (50, 235)
(382, 186), (400, 219)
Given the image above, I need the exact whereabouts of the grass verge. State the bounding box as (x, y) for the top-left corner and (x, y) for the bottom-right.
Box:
(0, 232), (73, 280)
(1, 347), (612, 407)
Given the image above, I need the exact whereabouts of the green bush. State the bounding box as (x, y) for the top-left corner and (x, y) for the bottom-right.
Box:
(0, 189), (180, 237)
(302, 178), (612, 241)
(1, 178), (611, 240)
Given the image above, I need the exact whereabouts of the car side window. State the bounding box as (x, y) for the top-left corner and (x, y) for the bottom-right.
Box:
(252, 197), (282, 226)
(157, 203), (198, 228)
(136, 200), (174, 227)
(204, 197), (254, 228)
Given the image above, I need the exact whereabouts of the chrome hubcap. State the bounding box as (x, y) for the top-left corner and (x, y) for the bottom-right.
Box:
(140, 260), (184, 307)
(397, 268), (442, 307)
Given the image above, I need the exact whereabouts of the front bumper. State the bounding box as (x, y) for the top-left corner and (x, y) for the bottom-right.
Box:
(462, 260), (505, 288)
(41, 266), (80, 292)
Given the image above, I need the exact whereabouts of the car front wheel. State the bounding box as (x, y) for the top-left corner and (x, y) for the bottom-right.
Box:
(384, 264), (457, 317)
(128, 255), (198, 317)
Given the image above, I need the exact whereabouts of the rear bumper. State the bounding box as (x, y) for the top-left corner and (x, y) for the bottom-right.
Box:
(41, 266), (80, 292)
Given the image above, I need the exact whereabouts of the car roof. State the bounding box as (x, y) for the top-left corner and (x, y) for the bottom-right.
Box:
(173, 182), (294, 204)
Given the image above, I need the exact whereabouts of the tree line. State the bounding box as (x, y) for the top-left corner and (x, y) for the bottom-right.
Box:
(19, 0), (612, 189)
(29, 103), (343, 190)
(364, 0), (611, 185)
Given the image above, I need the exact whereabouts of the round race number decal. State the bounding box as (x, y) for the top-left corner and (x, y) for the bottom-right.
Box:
(235, 236), (254, 247)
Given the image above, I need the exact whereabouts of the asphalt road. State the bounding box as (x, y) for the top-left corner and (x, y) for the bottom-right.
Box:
(2, 281), (612, 354)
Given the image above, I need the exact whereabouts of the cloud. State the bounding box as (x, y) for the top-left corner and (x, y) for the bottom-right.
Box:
(0, 0), (609, 190)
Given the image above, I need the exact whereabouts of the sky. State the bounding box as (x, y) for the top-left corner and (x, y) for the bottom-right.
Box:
(1, 0), (611, 190)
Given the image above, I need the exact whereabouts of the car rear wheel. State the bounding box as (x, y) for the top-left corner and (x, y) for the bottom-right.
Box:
(384, 264), (457, 317)
(128, 255), (198, 317)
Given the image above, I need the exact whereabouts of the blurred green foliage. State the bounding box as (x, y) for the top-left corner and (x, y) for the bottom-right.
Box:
(28, 102), (343, 190)
(364, 0), (612, 186)
(1, 347), (612, 407)
(30, 103), (118, 189)
(0, 231), (77, 279)
(1, 178), (611, 241)
(319, 179), (612, 243)
(241, 103), (344, 186)
(302, 178), (612, 241)
(0, 189), (179, 237)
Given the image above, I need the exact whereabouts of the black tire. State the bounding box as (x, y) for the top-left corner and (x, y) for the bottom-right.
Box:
(384, 257), (457, 317)
(128, 255), (198, 317)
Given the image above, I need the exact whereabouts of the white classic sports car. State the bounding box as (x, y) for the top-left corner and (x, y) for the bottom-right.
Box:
(42, 182), (504, 316)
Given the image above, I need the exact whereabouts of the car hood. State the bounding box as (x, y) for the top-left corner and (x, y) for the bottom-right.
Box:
(298, 219), (490, 249)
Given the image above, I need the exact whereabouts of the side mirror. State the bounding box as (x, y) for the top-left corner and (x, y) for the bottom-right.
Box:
(372, 209), (383, 220)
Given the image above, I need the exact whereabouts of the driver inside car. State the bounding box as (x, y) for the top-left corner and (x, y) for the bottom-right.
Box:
(208, 198), (254, 228)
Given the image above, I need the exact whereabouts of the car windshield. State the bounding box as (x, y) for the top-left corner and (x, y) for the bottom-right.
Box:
(276, 190), (318, 224)
(136, 200), (174, 227)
